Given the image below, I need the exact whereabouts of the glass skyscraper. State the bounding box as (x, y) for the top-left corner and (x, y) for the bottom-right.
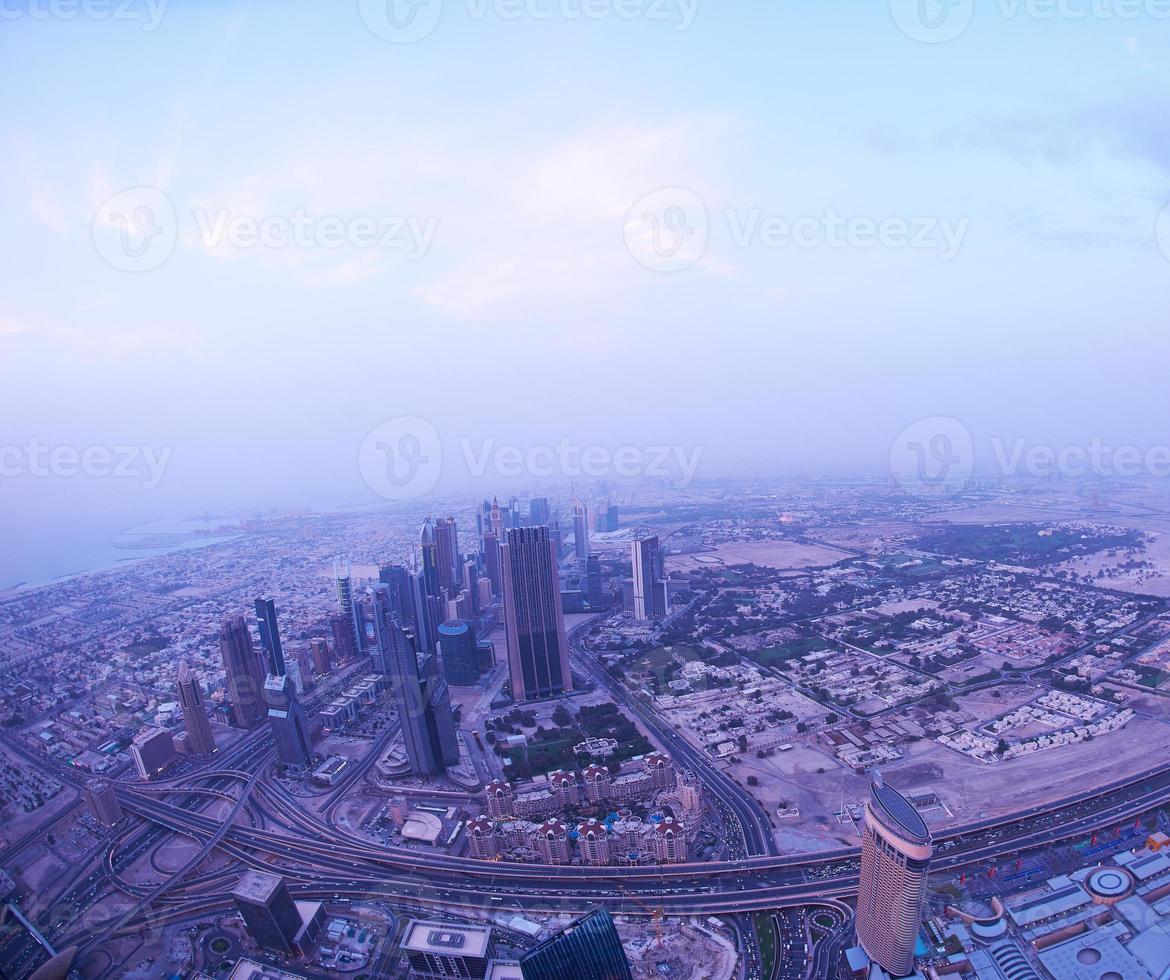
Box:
(519, 908), (633, 980)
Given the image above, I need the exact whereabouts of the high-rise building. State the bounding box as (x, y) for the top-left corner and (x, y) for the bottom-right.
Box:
(500, 526), (573, 702)
(482, 529), (501, 596)
(420, 519), (441, 597)
(577, 818), (611, 865)
(467, 815), (499, 860)
(85, 779), (122, 827)
(438, 619), (481, 686)
(518, 908), (633, 980)
(329, 614), (356, 663)
(378, 563), (411, 619)
(256, 599), (313, 767)
(856, 774), (933, 976)
(573, 504), (590, 559)
(219, 616), (267, 729)
(535, 819), (571, 865)
(434, 516), (460, 592)
(490, 497), (504, 538)
(408, 568), (437, 653)
(585, 555), (604, 607)
(401, 920), (496, 979)
(529, 496), (551, 526)
(372, 590), (459, 776)
(310, 638), (331, 676)
(632, 535), (668, 620)
(232, 871), (312, 956)
(130, 728), (176, 781)
(335, 560), (364, 653)
(176, 663), (216, 755)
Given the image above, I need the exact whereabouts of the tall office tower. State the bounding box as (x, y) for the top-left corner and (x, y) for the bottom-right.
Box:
(255, 598), (286, 673)
(310, 638), (331, 676)
(530, 496), (551, 526)
(264, 671), (313, 767)
(549, 522), (563, 560)
(372, 594), (458, 776)
(507, 497), (522, 528)
(175, 663), (216, 755)
(219, 616), (267, 729)
(334, 560), (364, 653)
(438, 620), (480, 686)
(500, 526), (573, 702)
(329, 614), (355, 663)
(434, 516), (460, 591)
(585, 555), (604, 606)
(477, 576), (493, 610)
(85, 779), (122, 826)
(256, 599), (313, 767)
(482, 529), (500, 590)
(490, 496), (504, 538)
(457, 557), (475, 613)
(420, 518), (441, 597)
(131, 728), (176, 781)
(401, 920), (496, 979)
(595, 501), (619, 532)
(519, 908), (633, 980)
(408, 568), (436, 653)
(231, 871), (305, 955)
(856, 774), (933, 977)
(632, 535), (668, 620)
(379, 563), (414, 626)
(573, 504), (590, 559)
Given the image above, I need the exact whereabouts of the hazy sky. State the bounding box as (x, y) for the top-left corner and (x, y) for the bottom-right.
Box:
(2, 0), (1169, 576)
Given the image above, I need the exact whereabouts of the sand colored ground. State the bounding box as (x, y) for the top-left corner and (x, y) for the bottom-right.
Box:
(668, 540), (852, 573)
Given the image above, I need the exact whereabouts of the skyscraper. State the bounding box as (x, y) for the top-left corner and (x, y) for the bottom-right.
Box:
(585, 555), (604, 607)
(518, 908), (633, 980)
(310, 638), (331, 676)
(501, 526), (573, 701)
(231, 871), (306, 955)
(438, 619), (480, 686)
(176, 663), (216, 755)
(420, 519), (441, 597)
(573, 503), (590, 559)
(856, 774), (933, 977)
(219, 616), (267, 729)
(529, 496), (551, 525)
(335, 560), (364, 653)
(329, 613), (356, 663)
(85, 779), (122, 826)
(256, 598), (313, 767)
(372, 588), (459, 776)
(632, 535), (668, 620)
(434, 516), (460, 592)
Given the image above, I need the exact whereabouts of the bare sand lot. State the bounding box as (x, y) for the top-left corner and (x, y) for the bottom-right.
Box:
(1053, 528), (1170, 598)
(668, 540), (852, 573)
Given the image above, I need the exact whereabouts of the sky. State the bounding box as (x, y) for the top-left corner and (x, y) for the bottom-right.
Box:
(1, 0), (1169, 582)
